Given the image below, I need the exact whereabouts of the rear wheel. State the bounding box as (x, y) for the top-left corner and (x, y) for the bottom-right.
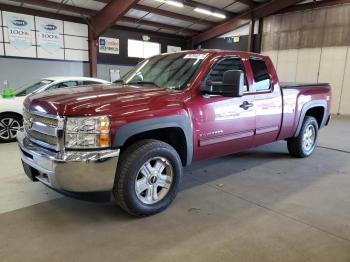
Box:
(287, 116), (318, 158)
(113, 139), (182, 217)
(0, 113), (22, 143)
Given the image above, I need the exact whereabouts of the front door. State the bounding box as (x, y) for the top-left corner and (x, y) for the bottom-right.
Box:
(191, 56), (256, 161)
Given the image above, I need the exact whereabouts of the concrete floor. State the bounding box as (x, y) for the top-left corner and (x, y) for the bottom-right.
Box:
(0, 116), (349, 262)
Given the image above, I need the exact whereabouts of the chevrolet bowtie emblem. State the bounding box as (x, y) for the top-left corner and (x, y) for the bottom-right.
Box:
(26, 118), (33, 130)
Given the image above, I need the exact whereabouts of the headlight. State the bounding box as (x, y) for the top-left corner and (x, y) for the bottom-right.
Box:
(65, 116), (110, 149)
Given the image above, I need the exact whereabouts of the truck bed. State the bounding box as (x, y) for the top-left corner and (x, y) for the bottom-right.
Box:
(281, 82), (330, 89)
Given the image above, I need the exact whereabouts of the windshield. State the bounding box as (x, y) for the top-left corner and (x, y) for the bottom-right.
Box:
(118, 53), (207, 90)
(15, 79), (53, 96)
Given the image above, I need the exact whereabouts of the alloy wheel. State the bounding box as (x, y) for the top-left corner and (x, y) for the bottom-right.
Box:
(0, 117), (21, 140)
(135, 157), (174, 205)
(302, 124), (316, 152)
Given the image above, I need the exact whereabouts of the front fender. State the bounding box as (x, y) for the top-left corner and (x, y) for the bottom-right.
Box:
(113, 115), (193, 165)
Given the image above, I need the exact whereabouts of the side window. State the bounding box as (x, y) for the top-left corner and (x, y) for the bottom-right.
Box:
(56, 81), (79, 89)
(46, 84), (59, 90)
(205, 58), (248, 92)
(83, 81), (101, 85)
(249, 58), (271, 92)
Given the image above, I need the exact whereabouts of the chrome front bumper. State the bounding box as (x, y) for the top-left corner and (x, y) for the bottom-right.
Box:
(17, 129), (119, 192)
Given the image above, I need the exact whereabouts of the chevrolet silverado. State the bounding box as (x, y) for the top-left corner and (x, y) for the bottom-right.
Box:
(17, 50), (331, 216)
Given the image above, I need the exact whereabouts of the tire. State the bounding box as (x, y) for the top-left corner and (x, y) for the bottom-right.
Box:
(113, 139), (182, 217)
(287, 116), (319, 158)
(0, 113), (23, 143)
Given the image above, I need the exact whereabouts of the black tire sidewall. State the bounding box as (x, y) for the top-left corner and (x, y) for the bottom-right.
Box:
(116, 140), (182, 216)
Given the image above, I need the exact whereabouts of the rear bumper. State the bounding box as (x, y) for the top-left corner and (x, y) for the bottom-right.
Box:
(17, 129), (119, 192)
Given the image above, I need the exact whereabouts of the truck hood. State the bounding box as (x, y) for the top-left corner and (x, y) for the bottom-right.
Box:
(24, 84), (186, 118)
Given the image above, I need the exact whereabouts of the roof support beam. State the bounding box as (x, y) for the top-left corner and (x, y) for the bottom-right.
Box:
(133, 4), (215, 27)
(90, 0), (137, 39)
(88, 28), (98, 77)
(247, 17), (254, 52)
(192, 0), (303, 45)
(120, 17), (199, 35)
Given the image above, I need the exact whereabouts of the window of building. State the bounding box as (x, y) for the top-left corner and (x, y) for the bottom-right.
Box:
(128, 40), (161, 59)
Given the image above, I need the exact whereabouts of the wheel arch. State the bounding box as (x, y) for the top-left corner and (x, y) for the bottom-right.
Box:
(0, 111), (23, 119)
(294, 100), (327, 137)
(113, 115), (193, 166)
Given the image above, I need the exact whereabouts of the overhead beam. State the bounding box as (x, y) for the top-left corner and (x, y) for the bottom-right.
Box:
(90, 0), (137, 39)
(192, 0), (303, 45)
(133, 4), (215, 27)
(277, 0), (350, 14)
(12, 0), (96, 16)
(120, 17), (199, 35)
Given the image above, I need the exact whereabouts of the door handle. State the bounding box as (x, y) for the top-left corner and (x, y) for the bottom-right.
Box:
(240, 101), (254, 110)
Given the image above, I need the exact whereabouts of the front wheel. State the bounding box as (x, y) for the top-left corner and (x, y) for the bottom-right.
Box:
(287, 116), (319, 158)
(113, 139), (182, 217)
(0, 113), (22, 143)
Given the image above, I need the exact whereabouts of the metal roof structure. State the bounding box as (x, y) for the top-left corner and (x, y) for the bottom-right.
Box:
(1, 0), (348, 43)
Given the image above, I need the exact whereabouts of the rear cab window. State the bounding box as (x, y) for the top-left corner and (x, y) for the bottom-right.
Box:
(249, 58), (271, 92)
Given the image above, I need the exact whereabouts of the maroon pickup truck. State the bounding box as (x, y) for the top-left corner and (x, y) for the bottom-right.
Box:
(17, 50), (331, 216)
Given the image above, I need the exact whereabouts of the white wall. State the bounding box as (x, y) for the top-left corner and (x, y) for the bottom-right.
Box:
(262, 46), (350, 115)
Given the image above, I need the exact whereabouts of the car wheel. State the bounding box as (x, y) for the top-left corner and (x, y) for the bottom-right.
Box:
(113, 139), (182, 217)
(0, 113), (23, 143)
(287, 116), (319, 158)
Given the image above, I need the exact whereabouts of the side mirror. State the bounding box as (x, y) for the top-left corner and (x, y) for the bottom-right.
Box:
(200, 70), (244, 97)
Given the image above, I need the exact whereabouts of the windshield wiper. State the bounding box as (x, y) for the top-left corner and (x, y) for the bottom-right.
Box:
(128, 81), (160, 88)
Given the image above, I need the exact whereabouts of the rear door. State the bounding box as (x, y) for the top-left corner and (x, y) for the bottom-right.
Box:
(248, 57), (283, 146)
(192, 56), (256, 161)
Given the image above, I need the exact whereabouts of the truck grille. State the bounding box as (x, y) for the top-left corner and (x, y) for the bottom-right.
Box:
(23, 110), (63, 151)
(26, 129), (58, 146)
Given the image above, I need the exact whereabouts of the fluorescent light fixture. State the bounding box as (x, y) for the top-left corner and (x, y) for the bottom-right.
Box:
(212, 12), (226, 19)
(194, 7), (212, 16)
(167, 0), (184, 7)
(194, 7), (226, 19)
(155, 0), (184, 8)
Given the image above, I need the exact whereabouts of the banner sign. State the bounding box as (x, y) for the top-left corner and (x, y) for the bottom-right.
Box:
(99, 37), (119, 54)
(37, 18), (62, 53)
(7, 13), (32, 50)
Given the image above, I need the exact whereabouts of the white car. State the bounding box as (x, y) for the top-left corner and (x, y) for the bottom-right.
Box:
(0, 76), (110, 143)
